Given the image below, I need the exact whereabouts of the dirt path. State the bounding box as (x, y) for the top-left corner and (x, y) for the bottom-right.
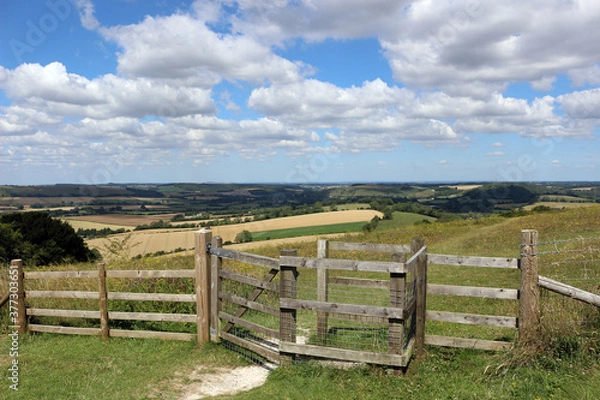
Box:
(149, 364), (272, 399)
(177, 365), (271, 400)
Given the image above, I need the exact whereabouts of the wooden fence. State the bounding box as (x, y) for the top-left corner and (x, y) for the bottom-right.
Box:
(10, 228), (599, 367)
(9, 228), (215, 344)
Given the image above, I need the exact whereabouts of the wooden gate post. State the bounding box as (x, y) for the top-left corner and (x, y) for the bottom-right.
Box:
(12, 260), (26, 335)
(316, 239), (329, 342)
(389, 252), (407, 368)
(195, 228), (212, 347)
(519, 229), (540, 347)
(98, 262), (109, 340)
(280, 248), (298, 364)
(210, 236), (223, 343)
(411, 238), (427, 355)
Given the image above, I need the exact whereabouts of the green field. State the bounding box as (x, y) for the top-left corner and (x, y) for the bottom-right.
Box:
(251, 221), (366, 241)
(376, 211), (437, 230)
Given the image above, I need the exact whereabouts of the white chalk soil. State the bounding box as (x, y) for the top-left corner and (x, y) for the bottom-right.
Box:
(179, 365), (270, 400)
(149, 364), (272, 400)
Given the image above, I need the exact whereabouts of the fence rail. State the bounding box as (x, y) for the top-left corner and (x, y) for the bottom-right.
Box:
(10, 228), (600, 370)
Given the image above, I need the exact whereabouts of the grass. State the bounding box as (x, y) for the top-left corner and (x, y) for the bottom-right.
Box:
(376, 211), (437, 231)
(0, 334), (248, 400)
(2, 205), (600, 398)
(251, 221), (366, 241)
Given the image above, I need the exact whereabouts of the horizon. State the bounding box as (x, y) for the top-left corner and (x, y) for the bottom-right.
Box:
(1, 1), (599, 185)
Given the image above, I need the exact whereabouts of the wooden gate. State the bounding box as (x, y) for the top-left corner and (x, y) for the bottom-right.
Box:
(207, 234), (427, 369)
(209, 237), (282, 364)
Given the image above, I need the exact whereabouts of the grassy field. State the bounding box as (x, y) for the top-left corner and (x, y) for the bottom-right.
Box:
(2, 206), (600, 398)
(376, 211), (437, 230)
(251, 221), (366, 241)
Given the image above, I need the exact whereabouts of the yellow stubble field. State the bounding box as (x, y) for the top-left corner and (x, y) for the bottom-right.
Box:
(86, 210), (382, 257)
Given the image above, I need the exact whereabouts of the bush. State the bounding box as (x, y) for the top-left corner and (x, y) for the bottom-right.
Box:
(235, 230), (253, 243)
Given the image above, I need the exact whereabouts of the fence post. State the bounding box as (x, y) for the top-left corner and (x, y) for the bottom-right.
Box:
(389, 252), (407, 373)
(98, 262), (109, 340)
(13, 260), (26, 335)
(412, 238), (427, 355)
(519, 229), (540, 347)
(210, 236), (223, 343)
(195, 228), (212, 347)
(316, 239), (329, 342)
(280, 248), (298, 364)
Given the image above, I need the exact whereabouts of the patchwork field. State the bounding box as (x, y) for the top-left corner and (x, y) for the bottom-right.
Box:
(65, 213), (178, 227)
(87, 210), (382, 257)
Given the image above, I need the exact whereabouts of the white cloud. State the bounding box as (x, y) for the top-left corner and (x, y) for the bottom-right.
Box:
(0, 62), (216, 119)
(558, 88), (600, 119)
(487, 151), (505, 157)
(100, 14), (311, 85)
(72, 0), (100, 30)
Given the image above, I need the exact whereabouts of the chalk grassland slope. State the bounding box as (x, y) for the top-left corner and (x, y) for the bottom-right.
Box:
(87, 210), (382, 257)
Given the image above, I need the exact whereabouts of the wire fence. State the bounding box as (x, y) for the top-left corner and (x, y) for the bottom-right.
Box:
(538, 235), (600, 287)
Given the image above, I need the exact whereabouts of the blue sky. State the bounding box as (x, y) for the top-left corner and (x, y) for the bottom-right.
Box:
(1, 0), (599, 185)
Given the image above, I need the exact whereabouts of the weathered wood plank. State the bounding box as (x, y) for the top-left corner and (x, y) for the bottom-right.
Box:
(219, 311), (279, 339)
(196, 228), (212, 346)
(109, 311), (197, 323)
(406, 245), (427, 274)
(98, 262), (109, 340)
(279, 256), (406, 273)
(110, 329), (195, 341)
(210, 248), (279, 270)
(280, 298), (405, 319)
(221, 292), (280, 317)
(412, 239), (427, 355)
(425, 335), (512, 351)
(26, 308), (101, 319)
(329, 242), (411, 254)
(317, 240), (329, 343)
(280, 343), (410, 367)
(427, 284), (519, 300)
(426, 310), (518, 328)
(26, 290), (99, 299)
(107, 270), (195, 279)
(220, 269), (279, 292)
(107, 292), (195, 302)
(25, 270), (97, 279)
(539, 275), (600, 308)
(28, 324), (101, 336)
(220, 331), (280, 364)
(329, 277), (389, 289)
(211, 236), (223, 342)
(428, 254), (518, 269)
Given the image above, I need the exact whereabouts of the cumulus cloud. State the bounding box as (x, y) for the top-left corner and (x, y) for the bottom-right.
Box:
(100, 13), (311, 85)
(0, 62), (216, 119)
(2, 0), (600, 182)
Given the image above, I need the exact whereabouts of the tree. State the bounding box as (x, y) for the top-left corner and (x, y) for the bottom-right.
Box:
(0, 212), (99, 266)
(235, 230), (253, 243)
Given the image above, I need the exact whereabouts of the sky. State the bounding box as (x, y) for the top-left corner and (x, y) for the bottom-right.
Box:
(0, 0), (599, 185)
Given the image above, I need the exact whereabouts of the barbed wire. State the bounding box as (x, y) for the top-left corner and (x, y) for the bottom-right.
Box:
(538, 248), (600, 255)
(539, 236), (600, 245)
(540, 258), (600, 266)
